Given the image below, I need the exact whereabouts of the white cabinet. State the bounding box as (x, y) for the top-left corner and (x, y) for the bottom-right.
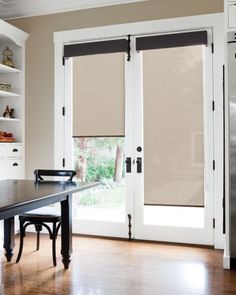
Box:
(0, 143), (24, 180)
(0, 20), (28, 180)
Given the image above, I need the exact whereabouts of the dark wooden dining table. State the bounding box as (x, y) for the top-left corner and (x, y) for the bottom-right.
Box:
(0, 179), (98, 269)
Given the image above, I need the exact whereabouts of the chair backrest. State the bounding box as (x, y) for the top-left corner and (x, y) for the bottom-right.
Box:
(34, 169), (76, 182)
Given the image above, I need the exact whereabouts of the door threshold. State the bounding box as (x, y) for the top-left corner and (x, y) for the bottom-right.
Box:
(72, 233), (215, 249)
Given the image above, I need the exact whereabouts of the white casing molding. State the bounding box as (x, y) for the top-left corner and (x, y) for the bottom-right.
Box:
(224, 250), (230, 269)
(0, 18), (29, 46)
(0, 0), (146, 19)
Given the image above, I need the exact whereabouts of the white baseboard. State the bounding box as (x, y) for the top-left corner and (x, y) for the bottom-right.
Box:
(223, 249), (230, 269)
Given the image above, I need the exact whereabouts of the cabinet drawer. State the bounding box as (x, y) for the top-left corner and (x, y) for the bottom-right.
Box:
(229, 5), (236, 28)
(6, 144), (23, 158)
(6, 159), (24, 179)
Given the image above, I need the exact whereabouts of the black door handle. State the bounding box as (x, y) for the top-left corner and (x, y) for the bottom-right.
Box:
(136, 157), (142, 173)
(125, 157), (132, 173)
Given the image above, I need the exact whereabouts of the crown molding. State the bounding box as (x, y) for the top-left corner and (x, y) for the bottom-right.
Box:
(0, 0), (146, 19)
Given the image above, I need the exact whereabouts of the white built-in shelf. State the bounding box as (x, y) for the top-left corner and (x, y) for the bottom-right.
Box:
(0, 63), (20, 74)
(0, 90), (20, 97)
(0, 142), (21, 145)
(0, 20), (28, 181)
(0, 141), (22, 144)
(0, 117), (20, 122)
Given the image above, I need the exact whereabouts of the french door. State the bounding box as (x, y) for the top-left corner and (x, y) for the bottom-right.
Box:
(133, 30), (214, 245)
(64, 29), (214, 245)
(64, 44), (134, 238)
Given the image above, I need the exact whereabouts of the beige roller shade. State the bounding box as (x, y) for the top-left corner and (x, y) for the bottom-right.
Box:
(143, 45), (204, 207)
(73, 52), (125, 137)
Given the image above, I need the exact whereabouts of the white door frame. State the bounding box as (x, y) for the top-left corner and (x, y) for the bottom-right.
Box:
(54, 13), (224, 249)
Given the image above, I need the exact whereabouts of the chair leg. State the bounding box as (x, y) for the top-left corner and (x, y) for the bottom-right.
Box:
(35, 224), (42, 251)
(16, 220), (25, 263)
(36, 229), (40, 251)
(52, 222), (57, 267)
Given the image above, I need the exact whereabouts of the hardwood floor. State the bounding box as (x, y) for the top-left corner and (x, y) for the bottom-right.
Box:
(0, 234), (234, 295)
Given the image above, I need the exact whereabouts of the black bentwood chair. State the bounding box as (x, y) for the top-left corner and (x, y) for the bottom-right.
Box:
(16, 169), (76, 266)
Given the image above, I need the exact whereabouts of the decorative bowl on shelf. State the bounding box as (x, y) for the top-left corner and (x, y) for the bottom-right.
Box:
(0, 131), (15, 142)
(0, 82), (11, 91)
(0, 138), (15, 142)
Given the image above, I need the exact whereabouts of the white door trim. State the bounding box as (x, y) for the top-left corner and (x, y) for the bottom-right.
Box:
(54, 13), (224, 249)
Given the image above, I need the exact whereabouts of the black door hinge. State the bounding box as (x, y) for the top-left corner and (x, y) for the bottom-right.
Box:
(62, 107), (65, 116)
(62, 57), (65, 66)
(127, 35), (131, 62)
(212, 100), (215, 111)
(213, 218), (215, 229)
(213, 160), (215, 171)
(62, 158), (65, 167)
(211, 43), (214, 54)
(128, 214), (132, 240)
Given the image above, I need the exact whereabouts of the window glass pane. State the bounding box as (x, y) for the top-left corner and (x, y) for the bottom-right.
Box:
(72, 137), (125, 222)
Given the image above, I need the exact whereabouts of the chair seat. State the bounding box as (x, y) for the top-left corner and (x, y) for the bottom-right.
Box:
(20, 207), (60, 223)
(19, 215), (60, 223)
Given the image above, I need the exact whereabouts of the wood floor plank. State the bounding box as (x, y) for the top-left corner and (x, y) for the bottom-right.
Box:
(0, 234), (234, 295)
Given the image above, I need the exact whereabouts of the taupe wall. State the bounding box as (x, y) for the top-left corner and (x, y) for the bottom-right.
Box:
(8, 0), (223, 178)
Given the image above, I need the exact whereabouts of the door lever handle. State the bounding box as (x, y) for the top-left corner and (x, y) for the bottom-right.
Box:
(136, 157), (142, 173)
(125, 157), (132, 173)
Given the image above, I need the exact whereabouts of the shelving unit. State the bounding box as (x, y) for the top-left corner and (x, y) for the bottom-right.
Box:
(0, 20), (28, 180)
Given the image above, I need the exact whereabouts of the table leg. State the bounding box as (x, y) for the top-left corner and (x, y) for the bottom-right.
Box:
(3, 217), (15, 262)
(61, 194), (72, 269)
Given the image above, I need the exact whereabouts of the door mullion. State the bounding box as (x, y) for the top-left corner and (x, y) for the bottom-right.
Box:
(125, 36), (136, 239)
(133, 39), (144, 239)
